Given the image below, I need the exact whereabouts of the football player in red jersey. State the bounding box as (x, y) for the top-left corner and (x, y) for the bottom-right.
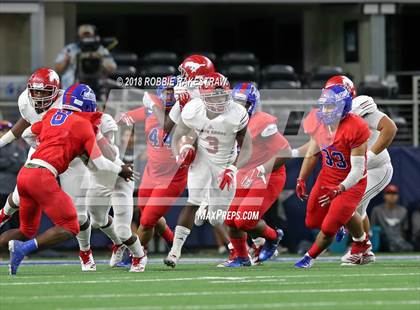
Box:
(2, 84), (134, 275)
(295, 85), (372, 268)
(117, 77), (188, 251)
(220, 83), (291, 267)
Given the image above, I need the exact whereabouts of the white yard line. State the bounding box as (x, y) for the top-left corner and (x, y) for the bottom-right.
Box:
(2, 287), (419, 302)
(1, 272), (419, 286)
(55, 300), (420, 310)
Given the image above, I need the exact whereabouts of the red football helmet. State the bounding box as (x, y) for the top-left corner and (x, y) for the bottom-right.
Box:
(199, 72), (231, 113)
(325, 75), (356, 98)
(27, 68), (60, 112)
(178, 54), (215, 80)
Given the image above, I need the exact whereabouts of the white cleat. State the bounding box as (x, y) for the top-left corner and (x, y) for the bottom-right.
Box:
(110, 244), (126, 267)
(129, 255), (147, 272)
(163, 253), (179, 268)
(341, 251), (376, 266)
(79, 250), (96, 272)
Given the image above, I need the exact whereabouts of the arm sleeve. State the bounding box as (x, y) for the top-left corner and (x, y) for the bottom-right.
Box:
(127, 107), (147, 123)
(169, 102), (181, 124)
(0, 131), (17, 148)
(340, 155), (366, 190)
(364, 110), (386, 130)
(91, 155), (122, 174)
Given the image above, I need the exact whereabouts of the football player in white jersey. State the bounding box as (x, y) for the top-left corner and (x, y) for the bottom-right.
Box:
(324, 76), (397, 264)
(60, 85), (146, 273)
(163, 54), (215, 134)
(0, 68), (62, 230)
(163, 72), (252, 268)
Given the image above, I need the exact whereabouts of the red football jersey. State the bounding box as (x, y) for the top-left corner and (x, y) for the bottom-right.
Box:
(127, 106), (178, 179)
(30, 109), (103, 174)
(307, 113), (370, 185)
(240, 111), (289, 172)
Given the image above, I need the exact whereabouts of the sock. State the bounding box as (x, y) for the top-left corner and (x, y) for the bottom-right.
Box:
(125, 236), (145, 258)
(231, 235), (248, 258)
(308, 243), (323, 259)
(76, 224), (92, 252)
(3, 200), (18, 216)
(169, 225), (190, 258)
(100, 221), (122, 245)
(22, 239), (38, 255)
(352, 232), (366, 242)
(161, 225), (174, 244)
(252, 237), (265, 247)
(262, 225), (277, 241)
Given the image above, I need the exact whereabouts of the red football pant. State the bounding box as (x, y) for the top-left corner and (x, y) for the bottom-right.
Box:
(225, 170), (286, 231)
(138, 169), (187, 229)
(17, 167), (79, 238)
(305, 177), (367, 237)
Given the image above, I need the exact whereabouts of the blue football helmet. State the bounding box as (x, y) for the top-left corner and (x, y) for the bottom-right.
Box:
(316, 85), (352, 125)
(62, 83), (97, 112)
(232, 82), (260, 116)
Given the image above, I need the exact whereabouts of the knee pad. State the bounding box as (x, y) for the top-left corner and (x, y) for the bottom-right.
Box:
(12, 187), (20, 207)
(234, 219), (258, 232)
(79, 218), (90, 231)
(115, 224), (131, 241)
(78, 214), (88, 226)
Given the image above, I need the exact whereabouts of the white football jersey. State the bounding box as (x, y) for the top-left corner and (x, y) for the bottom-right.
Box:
(181, 98), (249, 165)
(169, 85), (201, 124)
(18, 88), (63, 124)
(363, 110), (391, 168)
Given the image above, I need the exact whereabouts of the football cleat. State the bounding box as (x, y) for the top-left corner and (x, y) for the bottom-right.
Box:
(217, 256), (251, 268)
(79, 249), (96, 272)
(335, 226), (346, 242)
(8, 240), (26, 275)
(163, 253), (179, 268)
(110, 244), (126, 267)
(115, 250), (132, 268)
(341, 237), (373, 265)
(129, 255), (147, 272)
(258, 229), (284, 262)
(0, 208), (12, 229)
(294, 254), (314, 269)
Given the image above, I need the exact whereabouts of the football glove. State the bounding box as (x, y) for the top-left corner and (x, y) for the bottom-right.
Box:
(296, 178), (308, 201)
(318, 186), (342, 207)
(219, 165), (238, 191)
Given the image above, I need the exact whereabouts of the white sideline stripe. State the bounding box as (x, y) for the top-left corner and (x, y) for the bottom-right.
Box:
(2, 287), (419, 302)
(56, 300), (420, 310)
(2, 273), (419, 286)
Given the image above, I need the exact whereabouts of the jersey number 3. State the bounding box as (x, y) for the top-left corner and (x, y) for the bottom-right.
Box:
(322, 149), (348, 169)
(51, 110), (73, 126)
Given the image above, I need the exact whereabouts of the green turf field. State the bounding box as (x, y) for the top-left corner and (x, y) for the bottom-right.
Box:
(0, 258), (419, 310)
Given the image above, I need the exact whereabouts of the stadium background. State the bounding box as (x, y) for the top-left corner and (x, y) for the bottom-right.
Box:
(1, 0), (419, 254)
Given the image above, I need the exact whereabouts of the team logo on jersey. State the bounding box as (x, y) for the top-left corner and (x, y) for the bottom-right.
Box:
(184, 61), (206, 73)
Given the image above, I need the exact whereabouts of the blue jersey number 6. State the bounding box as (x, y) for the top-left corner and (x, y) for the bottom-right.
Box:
(51, 110), (73, 126)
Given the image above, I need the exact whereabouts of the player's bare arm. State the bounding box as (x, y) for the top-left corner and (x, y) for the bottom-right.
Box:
(298, 138), (320, 180)
(233, 127), (252, 169)
(371, 115), (397, 155)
